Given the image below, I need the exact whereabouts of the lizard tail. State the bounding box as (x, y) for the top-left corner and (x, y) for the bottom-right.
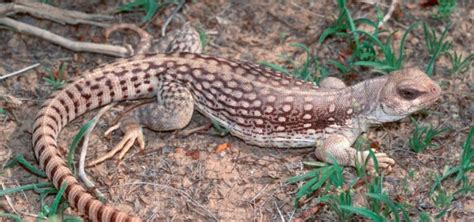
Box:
(31, 55), (166, 222)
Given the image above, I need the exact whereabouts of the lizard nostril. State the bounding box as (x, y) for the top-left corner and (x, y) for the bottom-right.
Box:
(431, 86), (440, 94)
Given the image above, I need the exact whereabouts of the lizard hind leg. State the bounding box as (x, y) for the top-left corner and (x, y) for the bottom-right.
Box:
(88, 81), (194, 166)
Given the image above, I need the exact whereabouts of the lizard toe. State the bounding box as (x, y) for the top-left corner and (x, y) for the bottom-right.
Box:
(88, 123), (145, 166)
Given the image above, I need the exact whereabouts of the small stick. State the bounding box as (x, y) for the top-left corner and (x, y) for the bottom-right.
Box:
(0, 63), (39, 81)
(78, 102), (116, 195)
(0, 17), (132, 57)
(105, 23), (153, 55)
(0, 182), (19, 216)
(161, 0), (186, 37)
(378, 0), (400, 28)
(0, 0), (112, 27)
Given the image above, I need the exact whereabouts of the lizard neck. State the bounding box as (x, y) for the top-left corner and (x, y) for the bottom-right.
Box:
(343, 75), (406, 125)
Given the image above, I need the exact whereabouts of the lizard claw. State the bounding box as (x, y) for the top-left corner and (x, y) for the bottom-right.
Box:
(358, 149), (395, 173)
(88, 120), (145, 166)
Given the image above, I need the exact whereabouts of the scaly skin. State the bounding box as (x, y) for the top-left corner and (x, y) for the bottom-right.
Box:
(32, 30), (441, 222)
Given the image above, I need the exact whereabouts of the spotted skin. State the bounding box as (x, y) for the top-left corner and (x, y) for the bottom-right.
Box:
(32, 28), (442, 222)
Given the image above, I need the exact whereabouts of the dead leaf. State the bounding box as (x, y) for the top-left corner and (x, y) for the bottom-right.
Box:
(420, 0), (438, 8)
(215, 143), (231, 153)
(186, 149), (200, 160)
(370, 140), (381, 151)
(406, 3), (418, 9)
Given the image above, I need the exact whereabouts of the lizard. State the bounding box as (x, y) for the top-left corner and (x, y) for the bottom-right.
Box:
(31, 24), (442, 222)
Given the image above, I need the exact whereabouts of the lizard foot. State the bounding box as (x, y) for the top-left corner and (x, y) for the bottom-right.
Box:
(88, 120), (145, 166)
(357, 149), (395, 173)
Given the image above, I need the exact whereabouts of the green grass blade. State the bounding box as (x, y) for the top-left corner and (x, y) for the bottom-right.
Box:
(0, 212), (23, 222)
(353, 18), (377, 28)
(366, 193), (404, 222)
(397, 22), (420, 67)
(352, 61), (395, 72)
(339, 205), (384, 222)
(260, 61), (289, 74)
(5, 154), (48, 178)
(49, 183), (68, 216)
(63, 216), (84, 222)
(197, 26), (207, 51)
(294, 174), (320, 207)
(0, 182), (52, 196)
(460, 126), (473, 169)
(67, 120), (94, 170)
(286, 168), (323, 184)
(143, 0), (159, 22)
(119, 0), (146, 11)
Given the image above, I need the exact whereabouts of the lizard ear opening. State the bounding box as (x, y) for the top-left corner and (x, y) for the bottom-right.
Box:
(397, 87), (424, 100)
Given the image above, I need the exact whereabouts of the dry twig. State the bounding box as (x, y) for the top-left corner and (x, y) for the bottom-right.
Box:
(78, 102), (116, 198)
(0, 17), (133, 57)
(161, 0), (186, 37)
(0, 0), (159, 57)
(378, 0), (400, 28)
(0, 63), (39, 81)
(105, 23), (153, 55)
(0, 0), (112, 27)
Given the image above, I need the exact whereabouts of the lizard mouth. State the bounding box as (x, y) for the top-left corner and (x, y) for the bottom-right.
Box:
(380, 103), (406, 118)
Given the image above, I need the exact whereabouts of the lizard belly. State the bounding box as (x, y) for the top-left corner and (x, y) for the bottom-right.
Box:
(195, 102), (321, 148)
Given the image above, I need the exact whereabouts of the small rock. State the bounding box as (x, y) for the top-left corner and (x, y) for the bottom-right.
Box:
(469, 103), (474, 118)
(7, 37), (20, 49)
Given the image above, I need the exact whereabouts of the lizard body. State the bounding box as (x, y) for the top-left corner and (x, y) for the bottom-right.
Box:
(32, 30), (441, 222)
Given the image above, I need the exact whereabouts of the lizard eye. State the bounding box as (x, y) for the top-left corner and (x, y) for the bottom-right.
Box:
(397, 88), (422, 100)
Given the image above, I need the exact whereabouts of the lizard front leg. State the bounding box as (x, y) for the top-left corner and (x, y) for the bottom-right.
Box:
(88, 81), (194, 166)
(314, 134), (395, 171)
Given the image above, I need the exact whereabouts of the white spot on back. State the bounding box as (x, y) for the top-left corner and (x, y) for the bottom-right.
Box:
(242, 83), (253, 92)
(282, 104), (292, 112)
(178, 65), (189, 72)
(241, 101), (250, 108)
(212, 80), (223, 88)
(202, 81), (211, 89)
(233, 90), (243, 99)
(236, 67), (246, 75)
(247, 92), (257, 100)
(265, 106), (274, 113)
(192, 69), (202, 77)
(252, 100), (262, 107)
(304, 104), (313, 111)
(267, 95), (276, 102)
(206, 74), (216, 81)
(227, 80), (238, 88)
(195, 83), (202, 90)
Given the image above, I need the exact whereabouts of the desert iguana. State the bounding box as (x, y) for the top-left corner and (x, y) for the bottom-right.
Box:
(32, 24), (441, 221)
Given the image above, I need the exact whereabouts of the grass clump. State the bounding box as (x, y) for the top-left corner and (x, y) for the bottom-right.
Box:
(119, 0), (180, 22)
(409, 118), (448, 153)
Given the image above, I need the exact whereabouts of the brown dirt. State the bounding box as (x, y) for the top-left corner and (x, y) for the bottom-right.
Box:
(0, 0), (473, 221)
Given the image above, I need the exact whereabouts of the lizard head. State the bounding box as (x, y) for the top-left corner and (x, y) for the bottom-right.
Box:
(372, 68), (441, 122)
